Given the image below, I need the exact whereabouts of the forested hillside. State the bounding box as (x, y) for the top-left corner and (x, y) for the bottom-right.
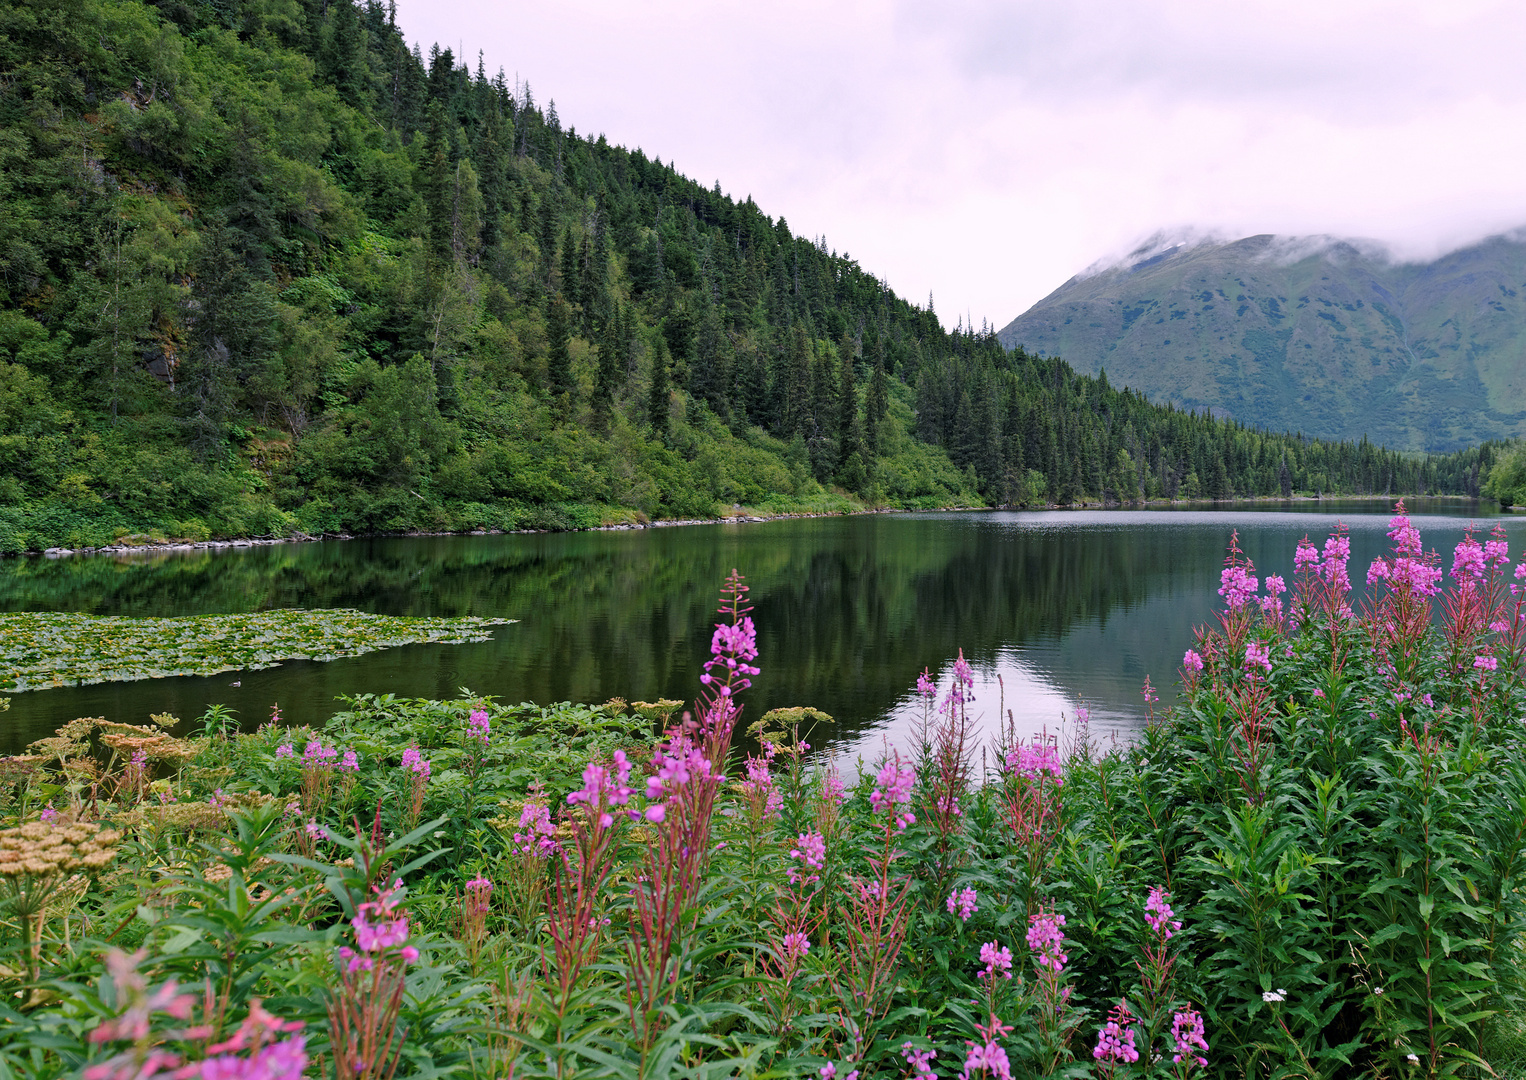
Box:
(0, 0), (1492, 553)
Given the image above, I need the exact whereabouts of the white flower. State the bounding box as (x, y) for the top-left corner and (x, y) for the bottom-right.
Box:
(1373, 986), (1384, 995)
(1406, 1053), (1420, 1065)
(1262, 990), (1286, 1003)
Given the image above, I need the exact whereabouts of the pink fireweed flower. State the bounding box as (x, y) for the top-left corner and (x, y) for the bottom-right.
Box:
(1141, 676), (1159, 703)
(917, 668), (936, 698)
(1321, 532), (1352, 592)
(1388, 513), (1423, 558)
(952, 650), (974, 689)
(961, 1040), (1012, 1080)
(1475, 654), (1499, 672)
(348, 885), (415, 963)
(1294, 537), (1320, 576)
(275, 743), (294, 759)
(466, 709), (491, 747)
(1005, 740), (1064, 785)
(566, 749), (634, 828)
(1183, 649), (1205, 674)
(1025, 908), (1068, 973)
(1258, 595), (1285, 622)
(947, 886), (979, 920)
(1144, 886), (1183, 939)
(701, 615), (761, 695)
(1218, 564), (1260, 610)
(1265, 574), (1286, 595)
(512, 802), (557, 857)
(1093, 1003), (1141, 1064)
(869, 757), (917, 830)
(1076, 704), (1090, 724)
(787, 830), (827, 885)
(464, 875), (492, 915)
(901, 1043), (938, 1080)
(1245, 641), (1272, 674)
(305, 821), (329, 841)
(1171, 1009), (1209, 1067)
(979, 941), (1014, 980)
(1485, 529), (1510, 570)
(1453, 535), (1486, 581)
(400, 745), (431, 778)
(340, 749), (359, 772)
(781, 932), (810, 960)
(302, 740), (336, 764)
(38, 802), (58, 823)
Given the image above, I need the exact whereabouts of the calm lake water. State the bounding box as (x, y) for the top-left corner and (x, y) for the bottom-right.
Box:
(1, 500), (1520, 759)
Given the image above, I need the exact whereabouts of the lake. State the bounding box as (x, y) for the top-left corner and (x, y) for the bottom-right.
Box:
(1, 500), (1519, 760)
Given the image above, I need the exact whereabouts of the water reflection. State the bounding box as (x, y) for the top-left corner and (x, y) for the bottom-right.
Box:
(1, 500), (1519, 758)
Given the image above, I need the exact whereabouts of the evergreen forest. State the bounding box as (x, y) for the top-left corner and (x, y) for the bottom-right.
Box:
(0, 0), (1501, 552)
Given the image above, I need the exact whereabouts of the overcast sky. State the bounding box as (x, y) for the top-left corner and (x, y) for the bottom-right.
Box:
(394, 0), (1526, 330)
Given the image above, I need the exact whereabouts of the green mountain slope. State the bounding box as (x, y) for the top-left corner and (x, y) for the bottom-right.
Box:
(997, 232), (1526, 453)
(0, 0), (1494, 552)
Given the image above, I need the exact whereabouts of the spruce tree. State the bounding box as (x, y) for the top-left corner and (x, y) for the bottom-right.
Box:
(648, 336), (671, 439)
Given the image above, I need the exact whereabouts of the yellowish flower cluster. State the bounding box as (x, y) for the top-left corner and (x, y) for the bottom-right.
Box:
(0, 820), (120, 879)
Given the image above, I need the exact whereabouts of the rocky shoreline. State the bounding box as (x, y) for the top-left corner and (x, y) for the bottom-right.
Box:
(32, 493), (1489, 560)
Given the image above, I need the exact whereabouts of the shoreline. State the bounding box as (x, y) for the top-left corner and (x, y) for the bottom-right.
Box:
(27, 492), (1496, 560)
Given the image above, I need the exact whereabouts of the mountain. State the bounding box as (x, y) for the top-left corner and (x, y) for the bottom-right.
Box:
(0, 0), (1493, 553)
(997, 232), (1526, 453)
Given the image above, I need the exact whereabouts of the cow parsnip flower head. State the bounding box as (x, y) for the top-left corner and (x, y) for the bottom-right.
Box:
(0, 820), (121, 880)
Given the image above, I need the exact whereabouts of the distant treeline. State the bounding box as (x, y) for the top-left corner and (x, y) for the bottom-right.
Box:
(0, 0), (1494, 552)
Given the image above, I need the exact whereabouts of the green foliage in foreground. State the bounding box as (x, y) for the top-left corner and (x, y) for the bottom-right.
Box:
(0, 0), (1496, 552)
(7, 521), (1526, 1077)
(0, 609), (513, 691)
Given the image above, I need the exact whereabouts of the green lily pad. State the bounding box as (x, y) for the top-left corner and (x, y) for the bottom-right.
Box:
(0, 609), (516, 691)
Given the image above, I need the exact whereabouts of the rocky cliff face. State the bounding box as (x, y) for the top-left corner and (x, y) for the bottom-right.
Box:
(998, 232), (1526, 452)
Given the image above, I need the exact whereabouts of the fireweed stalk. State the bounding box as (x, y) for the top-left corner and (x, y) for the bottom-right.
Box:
(626, 570), (758, 1025)
(460, 874), (493, 969)
(924, 651), (976, 891)
(997, 735), (1064, 914)
(1022, 904), (1083, 1074)
(547, 747), (633, 1014)
(760, 828), (827, 1036)
(329, 882), (420, 1080)
(837, 751), (917, 1038)
(399, 745), (430, 836)
(507, 794), (556, 931)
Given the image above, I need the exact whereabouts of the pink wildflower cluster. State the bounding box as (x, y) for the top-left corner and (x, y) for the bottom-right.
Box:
(700, 616), (760, 696)
(1366, 512), (1445, 596)
(979, 941), (1014, 981)
(787, 830), (827, 885)
(399, 746), (430, 779)
(1025, 908), (1067, 973)
(1244, 641), (1272, 674)
(1453, 535), (1486, 581)
(868, 758), (917, 831)
(947, 886), (978, 920)
(643, 739), (714, 824)
(1296, 531), (1353, 595)
(739, 748), (783, 820)
(200, 1004), (306, 1080)
(1171, 1009), (1209, 1068)
(1144, 886), (1182, 940)
(901, 1043), (937, 1080)
(275, 743), (293, 759)
(917, 668), (936, 698)
(960, 1029), (1012, 1080)
(1219, 562), (1260, 610)
(466, 709), (491, 747)
(302, 740), (338, 765)
(1093, 1002), (1141, 1065)
(1475, 654), (1499, 672)
(1004, 740), (1063, 786)
(1182, 648), (1205, 674)
(464, 875), (492, 915)
(781, 931), (810, 960)
(565, 749), (634, 828)
(338, 884), (418, 974)
(818, 1064), (859, 1080)
(512, 802), (557, 857)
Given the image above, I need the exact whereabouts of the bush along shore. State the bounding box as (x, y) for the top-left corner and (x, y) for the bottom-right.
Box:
(6, 519), (1526, 1078)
